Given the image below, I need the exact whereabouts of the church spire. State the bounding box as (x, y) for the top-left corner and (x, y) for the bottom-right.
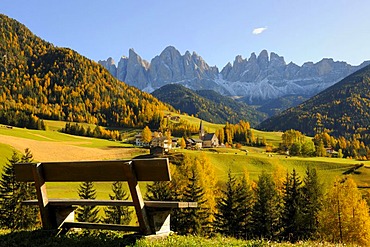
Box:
(199, 120), (205, 139)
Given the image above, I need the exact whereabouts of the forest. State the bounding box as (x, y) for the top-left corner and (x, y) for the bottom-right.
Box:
(0, 14), (171, 130)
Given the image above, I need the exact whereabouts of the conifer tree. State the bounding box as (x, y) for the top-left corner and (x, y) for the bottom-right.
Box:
(0, 149), (38, 230)
(141, 126), (152, 144)
(281, 169), (304, 242)
(75, 181), (100, 223)
(319, 177), (370, 245)
(175, 168), (211, 236)
(237, 173), (255, 239)
(301, 167), (322, 239)
(104, 181), (131, 225)
(214, 169), (239, 237)
(252, 171), (281, 240)
(146, 181), (174, 201)
(214, 169), (254, 239)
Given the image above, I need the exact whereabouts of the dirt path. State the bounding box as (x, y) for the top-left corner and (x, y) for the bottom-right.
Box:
(0, 134), (134, 161)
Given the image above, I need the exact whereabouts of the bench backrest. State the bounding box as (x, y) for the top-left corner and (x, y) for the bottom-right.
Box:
(14, 158), (170, 182)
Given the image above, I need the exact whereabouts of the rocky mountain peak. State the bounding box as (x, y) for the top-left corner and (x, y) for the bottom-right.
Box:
(257, 50), (269, 69)
(99, 46), (369, 104)
(248, 52), (257, 63)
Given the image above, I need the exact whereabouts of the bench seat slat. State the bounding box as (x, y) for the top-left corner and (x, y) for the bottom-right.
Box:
(14, 158), (170, 182)
(61, 222), (141, 232)
(22, 199), (197, 208)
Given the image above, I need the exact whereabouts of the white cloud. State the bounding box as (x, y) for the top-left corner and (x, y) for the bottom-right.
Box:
(252, 27), (267, 35)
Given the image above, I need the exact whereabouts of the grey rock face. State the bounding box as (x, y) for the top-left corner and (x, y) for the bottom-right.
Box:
(98, 57), (117, 77)
(99, 47), (369, 103)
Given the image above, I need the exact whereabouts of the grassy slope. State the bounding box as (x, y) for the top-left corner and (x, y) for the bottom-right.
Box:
(0, 123), (146, 200)
(0, 119), (369, 198)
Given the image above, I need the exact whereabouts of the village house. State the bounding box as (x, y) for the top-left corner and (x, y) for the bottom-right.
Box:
(186, 138), (203, 150)
(151, 136), (172, 152)
(202, 133), (219, 148)
(135, 131), (162, 147)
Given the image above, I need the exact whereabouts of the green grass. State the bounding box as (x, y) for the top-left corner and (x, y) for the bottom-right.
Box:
(182, 147), (368, 189)
(0, 143), (14, 169)
(1, 120), (369, 197)
(0, 230), (351, 247)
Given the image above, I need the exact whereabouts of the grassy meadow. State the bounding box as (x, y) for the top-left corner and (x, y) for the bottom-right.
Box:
(0, 119), (369, 199)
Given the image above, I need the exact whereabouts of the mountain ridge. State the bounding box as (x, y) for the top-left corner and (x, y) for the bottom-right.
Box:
(151, 84), (267, 126)
(99, 46), (370, 105)
(258, 63), (370, 137)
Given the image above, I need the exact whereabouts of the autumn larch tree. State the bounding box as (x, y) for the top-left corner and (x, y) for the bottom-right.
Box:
(319, 177), (370, 245)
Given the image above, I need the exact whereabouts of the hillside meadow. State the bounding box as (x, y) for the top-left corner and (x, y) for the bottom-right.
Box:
(0, 120), (368, 199)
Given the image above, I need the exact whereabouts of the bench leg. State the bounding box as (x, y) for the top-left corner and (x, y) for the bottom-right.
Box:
(54, 206), (75, 227)
(147, 209), (171, 235)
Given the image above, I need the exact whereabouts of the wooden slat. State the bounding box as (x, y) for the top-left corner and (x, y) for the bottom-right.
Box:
(14, 158), (170, 182)
(32, 163), (55, 229)
(145, 201), (198, 208)
(23, 199), (198, 208)
(61, 222), (141, 232)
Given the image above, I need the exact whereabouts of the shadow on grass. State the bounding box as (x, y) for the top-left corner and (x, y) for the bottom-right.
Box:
(0, 229), (141, 247)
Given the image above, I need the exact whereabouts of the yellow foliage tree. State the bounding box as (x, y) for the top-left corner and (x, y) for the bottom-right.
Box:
(141, 126), (152, 144)
(319, 177), (370, 245)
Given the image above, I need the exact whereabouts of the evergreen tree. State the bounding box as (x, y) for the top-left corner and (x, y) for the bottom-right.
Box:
(214, 169), (254, 239)
(252, 171), (281, 240)
(0, 149), (38, 230)
(281, 169), (304, 242)
(175, 168), (211, 236)
(214, 169), (239, 237)
(146, 181), (174, 201)
(301, 167), (323, 239)
(103, 181), (132, 225)
(75, 181), (100, 223)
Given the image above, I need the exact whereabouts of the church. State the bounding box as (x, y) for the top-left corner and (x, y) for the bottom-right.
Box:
(199, 121), (219, 148)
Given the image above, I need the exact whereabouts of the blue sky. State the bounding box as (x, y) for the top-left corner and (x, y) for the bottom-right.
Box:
(1, 0), (370, 68)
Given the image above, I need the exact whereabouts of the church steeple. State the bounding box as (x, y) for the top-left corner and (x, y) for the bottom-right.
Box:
(199, 120), (205, 139)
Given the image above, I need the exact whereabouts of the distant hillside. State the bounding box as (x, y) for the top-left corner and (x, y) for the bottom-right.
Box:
(257, 95), (309, 116)
(0, 14), (171, 128)
(152, 84), (267, 126)
(258, 64), (370, 138)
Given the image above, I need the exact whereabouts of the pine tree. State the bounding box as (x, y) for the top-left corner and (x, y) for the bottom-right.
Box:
(175, 168), (211, 236)
(252, 171), (281, 240)
(281, 169), (304, 242)
(0, 149), (38, 230)
(237, 174), (255, 239)
(214, 169), (240, 237)
(146, 181), (174, 201)
(103, 181), (132, 225)
(301, 167), (322, 239)
(214, 169), (254, 239)
(75, 181), (100, 223)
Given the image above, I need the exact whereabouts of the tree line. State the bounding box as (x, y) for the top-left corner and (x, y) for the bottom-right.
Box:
(61, 122), (122, 141)
(280, 129), (370, 160)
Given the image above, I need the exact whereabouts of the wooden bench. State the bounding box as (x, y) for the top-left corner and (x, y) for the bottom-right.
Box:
(14, 158), (197, 235)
